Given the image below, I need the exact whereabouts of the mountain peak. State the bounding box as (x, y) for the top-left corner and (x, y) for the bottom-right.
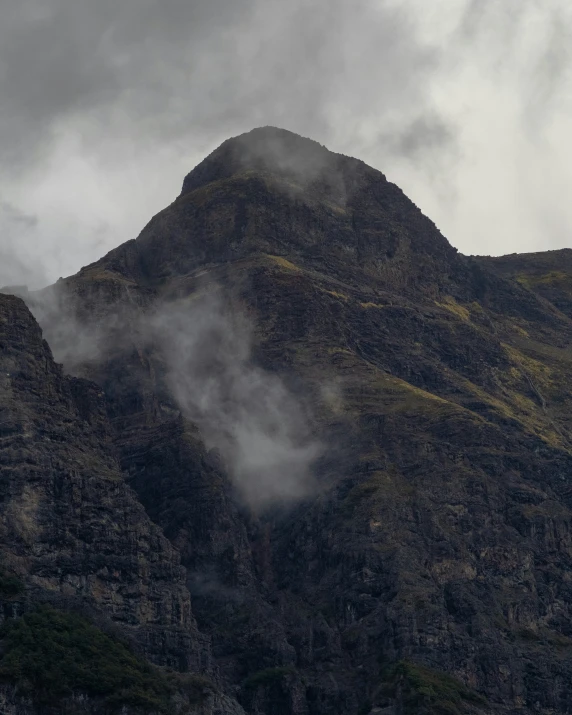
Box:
(62, 127), (459, 295)
(180, 126), (353, 197)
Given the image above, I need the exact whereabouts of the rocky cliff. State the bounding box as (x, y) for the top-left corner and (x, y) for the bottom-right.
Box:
(0, 294), (244, 713)
(3, 127), (572, 714)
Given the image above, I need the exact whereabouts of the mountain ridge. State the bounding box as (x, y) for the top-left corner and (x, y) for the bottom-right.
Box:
(2, 128), (572, 714)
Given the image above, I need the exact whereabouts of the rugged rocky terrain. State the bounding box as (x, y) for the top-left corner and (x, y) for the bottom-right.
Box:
(2, 126), (572, 714)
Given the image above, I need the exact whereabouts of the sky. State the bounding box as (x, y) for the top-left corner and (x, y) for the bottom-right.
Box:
(1, 0), (571, 288)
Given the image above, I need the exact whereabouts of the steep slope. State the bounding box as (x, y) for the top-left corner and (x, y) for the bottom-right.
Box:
(479, 248), (572, 319)
(19, 127), (572, 715)
(0, 293), (245, 714)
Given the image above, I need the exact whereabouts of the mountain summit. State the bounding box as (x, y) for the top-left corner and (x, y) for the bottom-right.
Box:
(78, 127), (458, 297)
(2, 129), (572, 715)
(180, 127), (344, 196)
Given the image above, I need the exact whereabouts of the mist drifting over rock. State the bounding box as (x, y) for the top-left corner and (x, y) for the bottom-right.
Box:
(149, 290), (322, 510)
(25, 274), (322, 511)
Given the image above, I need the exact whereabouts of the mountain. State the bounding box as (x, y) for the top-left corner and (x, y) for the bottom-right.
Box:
(2, 126), (572, 714)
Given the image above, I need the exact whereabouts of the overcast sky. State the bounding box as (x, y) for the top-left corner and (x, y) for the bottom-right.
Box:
(1, 0), (571, 288)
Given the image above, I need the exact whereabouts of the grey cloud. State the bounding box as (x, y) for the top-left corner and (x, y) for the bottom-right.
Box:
(188, 566), (245, 602)
(454, 0), (572, 127)
(457, 0), (525, 42)
(0, 0), (444, 167)
(527, 11), (572, 116)
(0, 201), (46, 288)
(381, 115), (456, 161)
(1, 0), (256, 169)
(0, 201), (37, 229)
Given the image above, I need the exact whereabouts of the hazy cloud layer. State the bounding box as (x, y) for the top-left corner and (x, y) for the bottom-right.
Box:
(1, 0), (571, 287)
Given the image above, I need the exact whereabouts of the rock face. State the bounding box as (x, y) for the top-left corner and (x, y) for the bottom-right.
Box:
(0, 293), (204, 666)
(0, 294), (246, 713)
(4, 127), (572, 714)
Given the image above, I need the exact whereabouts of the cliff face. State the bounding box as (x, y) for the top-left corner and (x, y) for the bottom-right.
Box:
(0, 293), (246, 714)
(4, 127), (572, 715)
(0, 292), (203, 662)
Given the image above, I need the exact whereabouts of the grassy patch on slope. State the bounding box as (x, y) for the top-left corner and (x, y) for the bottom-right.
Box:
(0, 606), (208, 712)
(380, 661), (487, 715)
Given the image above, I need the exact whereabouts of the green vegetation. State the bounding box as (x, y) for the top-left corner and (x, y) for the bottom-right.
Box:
(242, 666), (297, 691)
(321, 288), (350, 301)
(341, 471), (390, 517)
(0, 570), (24, 599)
(360, 301), (385, 309)
(381, 661), (487, 715)
(0, 606), (208, 712)
(515, 626), (572, 649)
(266, 255), (301, 272)
(78, 267), (136, 285)
(512, 324), (529, 338)
(460, 376), (565, 450)
(434, 296), (470, 322)
(516, 270), (572, 292)
(502, 344), (554, 390)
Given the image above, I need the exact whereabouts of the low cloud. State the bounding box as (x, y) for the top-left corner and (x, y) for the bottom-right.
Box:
(149, 290), (322, 510)
(0, 202), (46, 290)
(188, 566), (245, 603)
(28, 281), (322, 511)
(25, 282), (130, 371)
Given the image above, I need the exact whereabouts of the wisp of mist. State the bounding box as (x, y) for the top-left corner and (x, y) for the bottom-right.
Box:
(23, 275), (322, 510)
(150, 290), (323, 510)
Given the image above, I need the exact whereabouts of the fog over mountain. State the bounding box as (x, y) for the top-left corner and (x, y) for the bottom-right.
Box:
(1, 0), (571, 288)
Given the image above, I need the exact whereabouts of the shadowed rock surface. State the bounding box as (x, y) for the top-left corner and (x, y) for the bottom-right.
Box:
(3, 127), (572, 714)
(0, 294), (244, 713)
